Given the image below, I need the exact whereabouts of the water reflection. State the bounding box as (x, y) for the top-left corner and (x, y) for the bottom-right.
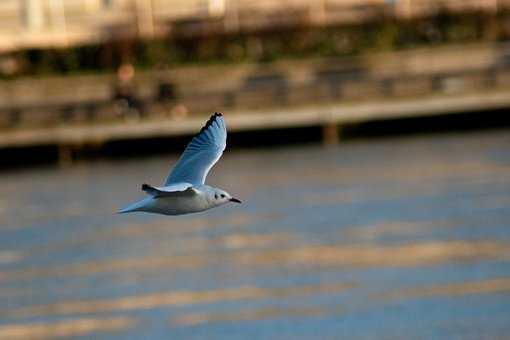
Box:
(1, 130), (509, 339)
(7, 283), (357, 319)
(0, 317), (137, 340)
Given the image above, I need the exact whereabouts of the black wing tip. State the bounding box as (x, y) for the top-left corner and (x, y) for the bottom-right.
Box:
(141, 183), (151, 191)
(199, 112), (223, 133)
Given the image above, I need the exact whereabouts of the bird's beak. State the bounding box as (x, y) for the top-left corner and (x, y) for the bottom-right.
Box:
(229, 198), (242, 204)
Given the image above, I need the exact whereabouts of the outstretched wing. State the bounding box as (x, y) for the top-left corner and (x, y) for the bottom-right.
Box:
(164, 112), (226, 185)
(142, 183), (199, 198)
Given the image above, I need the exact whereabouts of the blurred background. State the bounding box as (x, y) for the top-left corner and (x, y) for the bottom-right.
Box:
(1, 0), (510, 339)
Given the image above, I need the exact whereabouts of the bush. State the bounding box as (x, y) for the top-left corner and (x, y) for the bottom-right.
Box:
(2, 9), (509, 78)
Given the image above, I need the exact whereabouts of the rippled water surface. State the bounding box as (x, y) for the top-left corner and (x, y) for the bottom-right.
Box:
(1, 130), (510, 339)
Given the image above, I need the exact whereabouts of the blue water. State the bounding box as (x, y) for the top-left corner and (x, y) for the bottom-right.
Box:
(1, 129), (510, 339)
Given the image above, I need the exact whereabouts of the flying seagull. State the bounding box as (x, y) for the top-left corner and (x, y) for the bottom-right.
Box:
(119, 112), (241, 215)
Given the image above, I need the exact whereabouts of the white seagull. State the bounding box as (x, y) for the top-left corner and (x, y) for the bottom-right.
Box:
(119, 112), (241, 215)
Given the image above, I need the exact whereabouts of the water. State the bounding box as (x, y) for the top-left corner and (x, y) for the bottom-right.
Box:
(1, 130), (510, 339)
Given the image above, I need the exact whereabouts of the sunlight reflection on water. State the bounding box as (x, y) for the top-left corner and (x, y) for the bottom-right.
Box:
(1, 130), (510, 339)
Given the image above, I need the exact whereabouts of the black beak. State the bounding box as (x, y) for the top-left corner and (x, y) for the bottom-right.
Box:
(229, 198), (242, 204)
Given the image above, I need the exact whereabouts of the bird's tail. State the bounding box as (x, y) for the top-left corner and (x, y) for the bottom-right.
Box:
(117, 198), (148, 214)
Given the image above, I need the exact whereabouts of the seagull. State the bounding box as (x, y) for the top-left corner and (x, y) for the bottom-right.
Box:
(119, 112), (241, 215)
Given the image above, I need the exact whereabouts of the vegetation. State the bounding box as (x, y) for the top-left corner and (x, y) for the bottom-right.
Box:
(3, 9), (510, 78)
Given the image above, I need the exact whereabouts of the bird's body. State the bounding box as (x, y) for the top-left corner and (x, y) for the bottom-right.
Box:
(120, 184), (228, 215)
(119, 113), (241, 216)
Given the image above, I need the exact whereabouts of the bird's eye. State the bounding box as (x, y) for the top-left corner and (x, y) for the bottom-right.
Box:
(221, 194), (225, 198)
(214, 194), (218, 199)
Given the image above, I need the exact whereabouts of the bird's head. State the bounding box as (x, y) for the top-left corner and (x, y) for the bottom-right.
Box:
(211, 188), (242, 206)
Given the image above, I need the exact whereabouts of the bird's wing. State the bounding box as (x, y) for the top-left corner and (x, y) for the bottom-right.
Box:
(142, 183), (199, 198)
(164, 112), (226, 186)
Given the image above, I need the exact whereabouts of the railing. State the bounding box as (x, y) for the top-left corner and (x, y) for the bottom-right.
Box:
(0, 42), (509, 129)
